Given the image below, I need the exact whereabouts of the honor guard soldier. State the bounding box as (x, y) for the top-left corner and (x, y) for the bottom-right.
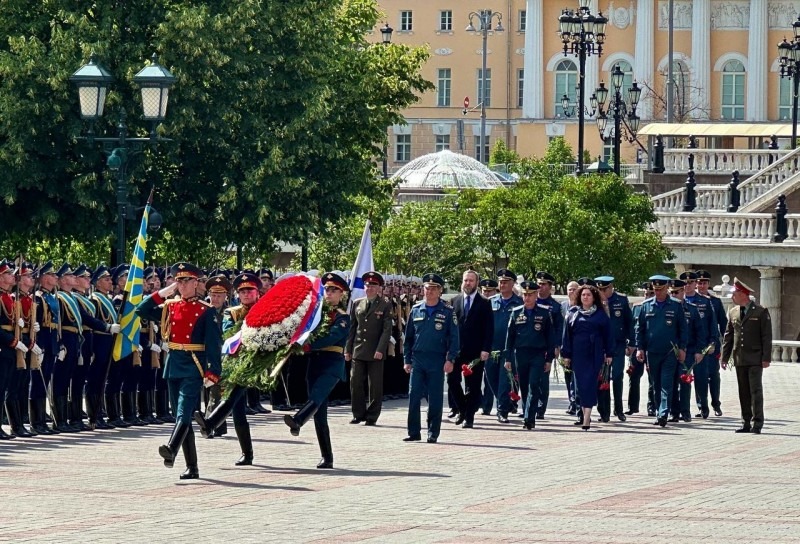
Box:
(136, 262), (223, 480)
(402, 273), (459, 443)
(284, 272), (351, 469)
(51, 263), (85, 433)
(346, 271), (393, 426)
(504, 281), (555, 430)
(107, 264), (132, 428)
(136, 267), (162, 425)
(200, 273), (232, 439)
(86, 266), (121, 429)
(635, 275), (688, 427)
(195, 271), (260, 465)
(491, 270), (523, 423)
(0, 260), (33, 438)
(29, 262), (60, 435)
(595, 276), (633, 422)
(626, 281), (655, 417)
(695, 270), (726, 417)
(534, 271), (564, 419)
(668, 278), (708, 422)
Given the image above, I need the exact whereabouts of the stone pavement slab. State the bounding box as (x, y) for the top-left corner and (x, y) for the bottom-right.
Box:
(1, 364), (799, 543)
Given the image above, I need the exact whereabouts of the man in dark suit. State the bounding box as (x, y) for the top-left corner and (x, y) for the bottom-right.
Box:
(449, 269), (494, 428)
(721, 278), (772, 434)
(346, 271), (393, 425)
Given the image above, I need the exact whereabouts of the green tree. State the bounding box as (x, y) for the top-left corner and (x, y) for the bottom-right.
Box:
(0, 0), (432, 262)
(489, 139), (519, 167)
(543, 136), (575, 165)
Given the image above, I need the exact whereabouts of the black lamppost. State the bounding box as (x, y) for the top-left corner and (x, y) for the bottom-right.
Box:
(70, 53), (176, 266)
(380, 23), (393, 178)
(778, 16), (800, 149)
(466, 9), (504, 164)
(558, 3), (607, 175)
(595, 64), (641, 176)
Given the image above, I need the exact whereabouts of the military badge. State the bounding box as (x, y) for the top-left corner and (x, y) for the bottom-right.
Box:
(534, 323), (542, 331)
(435, 323), (443, 330)
(614, 310), (621, 317)
(666, 320), (672, 326)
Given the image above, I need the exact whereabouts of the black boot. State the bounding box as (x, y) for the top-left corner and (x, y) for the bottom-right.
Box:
(194, 386), (242, 438)
(91, 395), (114, 429)
(159, 420), (191, 468)
(248, 388), (270, 414)
(106, 393), (128, 428)
(123, 392), (147, 426)
(0, 424), (14, 440)
(69, 394), (90, 432)
(613, 379), (626, 422)
(30, 399), (55, 435)
(157, 389), (175, 423)
(315, 423), (333, 469)
(53, 396), (76, 433)
(154, 389), (168, 423)
(179, 428), (199, 479)
(6, 401), (33, 438)
(141, 391), (160, 424)
(284, 401), (319, 436)
(234, 424), (254, 466)
(85, 394), (97, 430)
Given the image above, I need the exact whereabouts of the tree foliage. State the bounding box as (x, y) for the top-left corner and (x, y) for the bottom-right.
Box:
(0, 0), (432, 261)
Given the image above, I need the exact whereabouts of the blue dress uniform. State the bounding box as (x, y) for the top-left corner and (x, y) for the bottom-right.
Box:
(136, 262), (222, 480)
(107, 265), (134, 428)
(534, 271), (564, 419)
(489, 270), (522, 422)
(625, 285), (656, 416)
(695, 269), (726, 417)
(595, 276), (633, 422)
(505, 281), (555, 430)
(634, 275), (688, 427)
(29, 261), (60, 435)
(283, 272), (351, 468)
(87, 266), (118, 429)
(403, 273), (459, 443)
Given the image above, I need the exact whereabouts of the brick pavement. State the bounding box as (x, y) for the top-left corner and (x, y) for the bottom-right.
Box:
(1, 364), (799, 543)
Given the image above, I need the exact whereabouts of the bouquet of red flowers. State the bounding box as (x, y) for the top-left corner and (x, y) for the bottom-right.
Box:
(679, 343), (715, 384)
(597, 363), (611, 391)
(461, 350), (500, 376)
(506, 368), (521, 402)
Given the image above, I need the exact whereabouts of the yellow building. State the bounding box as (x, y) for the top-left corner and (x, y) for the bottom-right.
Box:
(374, 1), (799, 170)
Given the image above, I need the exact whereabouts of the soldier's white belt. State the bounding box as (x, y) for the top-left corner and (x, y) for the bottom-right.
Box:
(167, 342), (205, 351)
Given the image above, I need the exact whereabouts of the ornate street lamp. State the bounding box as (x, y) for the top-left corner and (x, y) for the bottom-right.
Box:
(778, 17), (800, 149)
(594, 64), (641, 176)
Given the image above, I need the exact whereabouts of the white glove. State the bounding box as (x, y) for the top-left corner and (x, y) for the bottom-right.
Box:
(137, 345), (143, 354)
(203, 378), (216, 388)
(158, 283), (178, 298)
(153, 324), (159, 334)
(150, 343), (162, 354)
(32, 344), (43, 356)
(108, 323), (121, 334)
(15, 341), (28, 353)
(161, 341), (170, 353)
(33, 322), (40, 332)
(57, 346), (67, 361)
(17, 318), (25, 328)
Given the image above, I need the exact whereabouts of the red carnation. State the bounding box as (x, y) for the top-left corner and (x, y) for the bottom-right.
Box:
(461, 364), (473, 377)
(599, 382), (610, 391)
(626, 366), (635, 376)
(244, 275), (311, 328)
(509, 391), (521, 402)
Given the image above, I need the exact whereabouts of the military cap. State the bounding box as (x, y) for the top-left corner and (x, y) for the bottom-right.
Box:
(37, 261), (56, 277)
(73, 264), (92, 278)
(144, 266), (157, 280)
(519, 281), (540, 294)
(323, 272), (349, 292)
(422, 273), (445, 288)
(594, 276), (614, 288)
(695, 270), (712, 280)
(233, 272), (262, 291)
(258, 268), (274, 281)
(649, 275), (671, 289)
(0, 259), (13, 275)
(206, 274), (232, 294)
(165, 266), (175, 279)
(157, 267), (166, 284)
(576, 277), (597, 287)
(480, 279), (498, 290)
(112, 264), (130, 284)
(732, 277), (755, 295)
(669, 279), (686, 290)
(411, 276), (422, 287)
(496, 268), (516, 281)
(92, 265), (111, 284)
(536, 271), (555, 284)
(639, 281), (653, 291)
(678, 271), (698, 281)
(171, 262), (201, 280)
(197, 268), (209, 281)
(16, 262), (35, 277)
(56, 263), (74, 278)
(362, 271), (384, 287)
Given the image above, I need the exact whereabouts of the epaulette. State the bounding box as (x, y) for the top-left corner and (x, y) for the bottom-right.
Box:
(197, 299), (212, 308)
(512, 304), (525, 311)
(412, 300), (425, 309)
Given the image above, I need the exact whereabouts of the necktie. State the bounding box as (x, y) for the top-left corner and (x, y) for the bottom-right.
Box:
(740, 306), (746, 320)
(464, 295), (471, 316)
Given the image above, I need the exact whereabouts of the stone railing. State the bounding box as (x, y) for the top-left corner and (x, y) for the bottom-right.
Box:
(654, 211), (800, 244)
(664, 149), (789, 174)
(736, 148), (800, 210)
(772, 341), (800, 363)
(652, 185), (727, 212)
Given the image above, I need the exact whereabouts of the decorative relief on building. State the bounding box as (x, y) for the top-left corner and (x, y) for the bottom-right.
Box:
(607, 1), (635, 29)
(658, 1), (693, 29)
(515, 48), (525, 55)
(475, 49), (493, 55)
(710, 1), (750, 29)
(768, 2), (800, 29)
(434, 48), (453, 56)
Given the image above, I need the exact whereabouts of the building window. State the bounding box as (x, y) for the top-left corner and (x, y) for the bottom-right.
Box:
(554, 59), (578, 116)
(779, 76), (794, 121)
(721, 60), (745, 121)
(437, 68), (452, 107)
(435, 135), (451, 152)
(400, 11), (413, 31)
(477, 68), (492, 108)
(474, 135), (489, 163)
(395, 134), (411, 162)
(517, 69), (525, 108)
(519, 10), (527, 31)
(439, 10), (452, 31)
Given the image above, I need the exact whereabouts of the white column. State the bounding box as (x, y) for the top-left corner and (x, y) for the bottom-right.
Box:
(753, 266), (782, 341)
(522, 0), (543, 118)
(634, 0), (654, 119)
(691, 0), (710, 119)
(747, 2), (768, 121)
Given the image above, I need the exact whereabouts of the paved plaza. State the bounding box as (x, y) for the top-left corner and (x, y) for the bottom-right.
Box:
(1, 364), (799, 543)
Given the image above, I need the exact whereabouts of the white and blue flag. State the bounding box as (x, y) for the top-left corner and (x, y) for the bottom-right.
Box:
(348, 219), (374, 306)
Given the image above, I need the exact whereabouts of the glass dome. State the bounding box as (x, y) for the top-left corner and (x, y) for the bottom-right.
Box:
(393, 150), (506, 189)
